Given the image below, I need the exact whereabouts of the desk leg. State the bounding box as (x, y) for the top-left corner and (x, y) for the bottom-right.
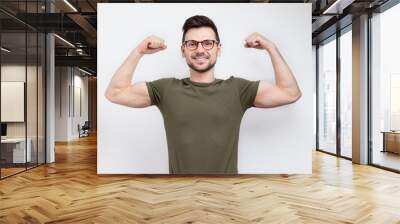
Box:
(382, 133), (386, 152)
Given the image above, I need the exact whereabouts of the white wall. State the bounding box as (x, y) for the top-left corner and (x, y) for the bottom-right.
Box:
(55, 66), (68, 141)
(72, 72), (89, 138)
(98, 3), (314, 174)
(55, 67), (89, 141)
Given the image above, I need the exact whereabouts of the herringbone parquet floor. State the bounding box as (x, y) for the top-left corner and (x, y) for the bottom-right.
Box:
(1, 133), (400, 224)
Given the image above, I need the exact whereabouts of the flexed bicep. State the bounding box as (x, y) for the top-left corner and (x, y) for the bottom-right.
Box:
(105, 81), (152, 108)
(254, 80), (301, 108)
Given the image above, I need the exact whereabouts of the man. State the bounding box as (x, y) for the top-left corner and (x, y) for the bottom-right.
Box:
(105, 15), (302, 174)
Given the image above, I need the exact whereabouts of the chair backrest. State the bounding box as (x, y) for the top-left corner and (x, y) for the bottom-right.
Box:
(82, 121), (90, 129)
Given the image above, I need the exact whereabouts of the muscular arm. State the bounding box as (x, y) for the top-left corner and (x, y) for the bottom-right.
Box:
(104, 36), (167, 108)
(104, 48), (151, 108)
(245, 32), (302, 108)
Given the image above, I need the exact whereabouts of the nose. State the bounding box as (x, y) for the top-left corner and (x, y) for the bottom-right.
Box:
(195, 42), (206, 52)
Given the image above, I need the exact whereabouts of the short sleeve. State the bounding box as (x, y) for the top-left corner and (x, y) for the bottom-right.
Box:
(232, 76), (260, 111)
(145, 78), (173, 107)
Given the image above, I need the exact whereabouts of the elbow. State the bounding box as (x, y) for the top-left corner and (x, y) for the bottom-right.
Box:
(288, 90), (302, 104)
(295, 90), (302, 101)
(104, 89), (117, 103)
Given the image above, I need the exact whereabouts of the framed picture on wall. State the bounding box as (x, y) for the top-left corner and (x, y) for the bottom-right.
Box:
(1, 81), (25, 122)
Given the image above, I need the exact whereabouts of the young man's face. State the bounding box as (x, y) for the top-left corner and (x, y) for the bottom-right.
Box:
(181, 27), (221, 73)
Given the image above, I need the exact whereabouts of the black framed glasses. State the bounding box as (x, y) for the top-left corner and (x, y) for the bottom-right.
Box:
(182, 39), (219, 50)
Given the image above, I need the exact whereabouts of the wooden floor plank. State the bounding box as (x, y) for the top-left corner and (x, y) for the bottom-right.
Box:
(0, 133), (400, 223)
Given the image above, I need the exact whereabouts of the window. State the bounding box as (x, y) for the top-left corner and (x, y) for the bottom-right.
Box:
(371, 2), (400, 171)
(318, 37), (337, 154)
(340, 29), (352, 158)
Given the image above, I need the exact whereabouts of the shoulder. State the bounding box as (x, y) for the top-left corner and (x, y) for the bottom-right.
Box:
(149, 77), (176, 82)
(215, 75), (250, 87)
(145, 77), (179, 95)
(230, 75), (252, 82)
(147, 77), (177, 86)
(229, 75), (254, 87)
(229, 76), (260, 94)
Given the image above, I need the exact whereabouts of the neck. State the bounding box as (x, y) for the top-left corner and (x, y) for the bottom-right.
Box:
(189, 68), (215, 83)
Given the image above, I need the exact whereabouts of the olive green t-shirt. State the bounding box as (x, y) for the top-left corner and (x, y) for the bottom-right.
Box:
(146, 75), (260, 174)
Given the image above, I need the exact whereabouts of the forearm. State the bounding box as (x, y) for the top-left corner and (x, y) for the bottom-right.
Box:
(107, 48), (143, 91)
(265, 45), (301, 96)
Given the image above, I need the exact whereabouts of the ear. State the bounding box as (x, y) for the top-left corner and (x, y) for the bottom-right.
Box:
(181, 45), (185, 58)
(217, 44), (221, 57)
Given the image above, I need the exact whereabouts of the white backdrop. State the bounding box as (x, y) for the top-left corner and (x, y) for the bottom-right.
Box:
(97, 3), (313, 174)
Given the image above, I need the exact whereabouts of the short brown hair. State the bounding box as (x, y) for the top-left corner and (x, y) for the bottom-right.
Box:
(182, 15), (220, 43)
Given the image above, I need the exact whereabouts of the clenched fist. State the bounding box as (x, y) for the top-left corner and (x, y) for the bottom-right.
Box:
(136, 35), (167, 55)
(244, 32), (275, 50)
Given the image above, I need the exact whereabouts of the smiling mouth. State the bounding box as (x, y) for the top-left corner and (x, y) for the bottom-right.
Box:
(193, 57), (209, 64)
(195, 57), (207, 61)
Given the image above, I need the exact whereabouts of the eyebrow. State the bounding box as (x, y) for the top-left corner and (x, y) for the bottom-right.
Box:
(184, 39), (216, 41)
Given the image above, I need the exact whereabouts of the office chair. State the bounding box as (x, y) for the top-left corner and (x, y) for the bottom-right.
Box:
(79, 121), (90, 138)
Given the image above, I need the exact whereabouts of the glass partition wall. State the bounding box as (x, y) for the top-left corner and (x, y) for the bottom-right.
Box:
(316, 26), (353, 159)
(316, 0), (400, 172)
(317, 35), (337, 155)
(370, 3), (400, 172)
(339, 27), (352, 159)
(0, 1), (46, 179)
(0, 30), (27, 177)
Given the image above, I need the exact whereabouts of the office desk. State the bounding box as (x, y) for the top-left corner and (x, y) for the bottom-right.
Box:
(1, 138), (32, 163)
(381, 131), (400, 154)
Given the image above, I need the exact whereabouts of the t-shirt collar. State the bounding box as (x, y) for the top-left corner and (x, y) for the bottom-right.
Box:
(184, 77), (221, 87)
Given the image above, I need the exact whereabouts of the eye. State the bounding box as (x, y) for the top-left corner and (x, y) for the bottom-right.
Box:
(203, 40), (213, 47)
(187, 41), (197, 48)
